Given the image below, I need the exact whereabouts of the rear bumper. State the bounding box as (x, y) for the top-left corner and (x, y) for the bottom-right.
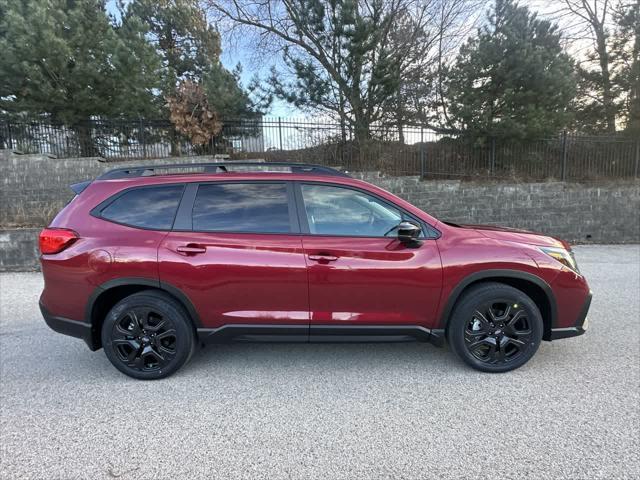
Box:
(549, 291), (592, 340)
(39, 302), (97, 350)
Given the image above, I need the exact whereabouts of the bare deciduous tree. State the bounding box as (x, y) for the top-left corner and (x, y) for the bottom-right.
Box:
(559, 0), (618, 132)
(207, 0), (480, 141)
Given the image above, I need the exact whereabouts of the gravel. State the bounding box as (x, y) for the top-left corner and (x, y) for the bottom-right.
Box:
(1, 244), (639, 479)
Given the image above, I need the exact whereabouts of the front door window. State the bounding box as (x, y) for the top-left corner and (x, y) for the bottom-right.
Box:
(300, 184), (403, 237)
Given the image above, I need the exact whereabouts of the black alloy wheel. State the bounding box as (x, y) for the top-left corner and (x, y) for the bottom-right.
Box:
(102, 291), (195, 379)
(464, 301), (533, 365)
(111, 307), (177, 372)
(448, 282), (543, 373)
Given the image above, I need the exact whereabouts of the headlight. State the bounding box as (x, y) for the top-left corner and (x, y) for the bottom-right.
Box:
(539, 246), (580, 273)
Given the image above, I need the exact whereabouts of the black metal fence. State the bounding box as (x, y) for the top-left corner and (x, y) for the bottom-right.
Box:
(1, 117), (638, 180)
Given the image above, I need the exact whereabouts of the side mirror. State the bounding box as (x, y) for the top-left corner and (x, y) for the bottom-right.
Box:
(396, 221), (422, 242)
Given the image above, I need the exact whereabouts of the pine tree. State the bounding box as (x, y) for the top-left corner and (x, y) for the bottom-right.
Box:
(0, 0), (160, 123)
(124, 0), (256, 154)
(124, 0), (221, 104)
(445, 0), (576, 142)
(202, 64), (259, 120)
(0, 0), (161, 154)
(263, 0), (403, 142)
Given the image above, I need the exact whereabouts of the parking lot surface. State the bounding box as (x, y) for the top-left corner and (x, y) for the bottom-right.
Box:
(1, 245), (639, 479)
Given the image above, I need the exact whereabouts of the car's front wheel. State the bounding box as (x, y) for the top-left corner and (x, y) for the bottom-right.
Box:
(101, 290), (195, 380)
(448, 282), (543, 373)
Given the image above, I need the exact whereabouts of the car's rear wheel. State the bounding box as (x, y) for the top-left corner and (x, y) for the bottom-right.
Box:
(448, 283), (543, 373)
(101, 290), (195, 380)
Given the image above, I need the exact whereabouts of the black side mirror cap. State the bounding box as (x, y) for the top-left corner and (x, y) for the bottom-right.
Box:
(397, 221), (422, 242)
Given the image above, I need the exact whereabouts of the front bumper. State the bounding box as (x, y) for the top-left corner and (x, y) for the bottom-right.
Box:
(39, 302), (97, 350)
(549, 291), (592, 340)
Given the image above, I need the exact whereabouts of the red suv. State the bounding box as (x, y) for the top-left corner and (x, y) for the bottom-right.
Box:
(39, 162), (591, 379)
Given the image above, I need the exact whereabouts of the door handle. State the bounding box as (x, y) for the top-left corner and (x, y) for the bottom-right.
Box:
(176, 245), (207, 255)
(308, 254), (339, 262)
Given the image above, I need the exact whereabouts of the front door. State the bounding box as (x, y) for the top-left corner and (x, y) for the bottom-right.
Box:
(159, 181), (309, 339)
(296, 183), (442, 335)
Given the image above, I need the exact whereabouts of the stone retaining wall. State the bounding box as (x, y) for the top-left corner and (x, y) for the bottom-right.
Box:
(1, 153), (638, 271)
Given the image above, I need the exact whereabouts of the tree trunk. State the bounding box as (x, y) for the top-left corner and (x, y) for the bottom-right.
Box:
(352, 112), (371, 171)
(338, 92), (348, 143)
(595, 28), (617, 133)
(397, 119), (405, 144)
(396, 89), (405, 144)
(629, 13), (640, 134)
(0, 120), (11, 150)
(353, 111), (370, 145)
(169, 128), (181, 157)
(73, 122), (98, 157)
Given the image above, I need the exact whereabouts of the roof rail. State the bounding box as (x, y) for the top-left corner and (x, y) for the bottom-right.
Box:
(97, 161), (350, 180)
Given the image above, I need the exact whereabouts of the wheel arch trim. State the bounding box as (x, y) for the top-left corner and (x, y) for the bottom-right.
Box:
(85, 277), (202, 328)
(438, 269), (558, 330)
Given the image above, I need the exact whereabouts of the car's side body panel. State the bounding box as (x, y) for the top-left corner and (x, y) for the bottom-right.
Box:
(158, 232), (309, 327)
(302, 235), (443, 326)
(434, 227), (590, 330)
(39, 226), (165, 322)
(43, 182), (167, 321)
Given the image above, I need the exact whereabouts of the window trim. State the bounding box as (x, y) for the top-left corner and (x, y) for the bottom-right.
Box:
(293, 181), (440, 239)
(89, 179), (440, 238)
(90, 183), (186, 231)
(173, 180), (301, 235)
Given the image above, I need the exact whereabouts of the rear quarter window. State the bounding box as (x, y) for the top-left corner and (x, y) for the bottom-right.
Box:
(97, 184), (185, 230)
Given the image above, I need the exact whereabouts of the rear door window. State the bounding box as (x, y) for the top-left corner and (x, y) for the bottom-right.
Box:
(192, 183), (291, 233)
(99, 185), (184, 230)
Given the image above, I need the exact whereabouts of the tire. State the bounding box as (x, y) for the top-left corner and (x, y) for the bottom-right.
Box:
(101, 290), (196, 380)
(447, 282), (543, 373)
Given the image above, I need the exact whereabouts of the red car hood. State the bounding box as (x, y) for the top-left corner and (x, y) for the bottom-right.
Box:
(452, 223), (569, 249)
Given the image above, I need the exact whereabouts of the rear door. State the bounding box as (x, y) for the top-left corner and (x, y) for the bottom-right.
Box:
(296, 182), (442, 332)
(158, 181), (309, 337)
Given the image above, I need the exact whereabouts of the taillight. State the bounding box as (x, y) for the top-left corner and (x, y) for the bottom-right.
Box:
(39, 228), (79, 254)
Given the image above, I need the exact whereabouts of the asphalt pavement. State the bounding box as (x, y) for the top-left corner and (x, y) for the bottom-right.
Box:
(0, 244), (638, 479)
